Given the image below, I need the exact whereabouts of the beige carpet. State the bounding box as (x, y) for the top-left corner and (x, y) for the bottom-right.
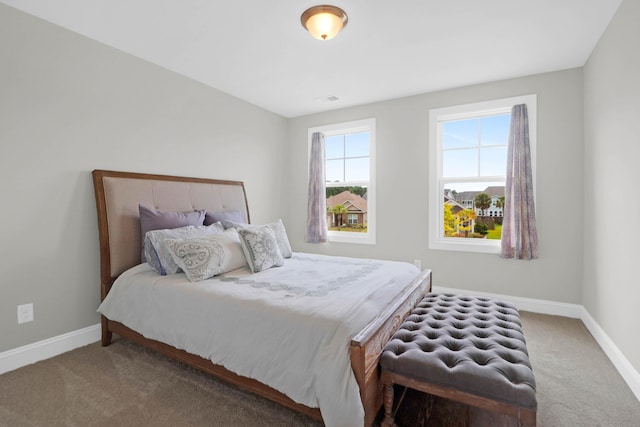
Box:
(1, 312), (639, 426)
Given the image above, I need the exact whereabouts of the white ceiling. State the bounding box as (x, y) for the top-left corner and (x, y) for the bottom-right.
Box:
(1, 0), (623, 118)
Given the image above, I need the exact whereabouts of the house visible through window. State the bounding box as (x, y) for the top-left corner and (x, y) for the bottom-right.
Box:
(429, 95), (536, 253)
(309, 118), (376, 244)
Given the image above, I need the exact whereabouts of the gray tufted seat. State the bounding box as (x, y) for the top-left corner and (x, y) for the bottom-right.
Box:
(380, 293), (537, 426)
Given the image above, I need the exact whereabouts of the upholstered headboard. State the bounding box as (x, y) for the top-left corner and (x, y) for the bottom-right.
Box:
(92, 170), (249, 298)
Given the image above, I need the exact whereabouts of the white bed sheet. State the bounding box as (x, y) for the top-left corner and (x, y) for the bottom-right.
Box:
(98, 252), (420, 427)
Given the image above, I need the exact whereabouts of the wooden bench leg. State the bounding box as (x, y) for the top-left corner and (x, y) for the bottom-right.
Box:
(381, 382), (397, 427)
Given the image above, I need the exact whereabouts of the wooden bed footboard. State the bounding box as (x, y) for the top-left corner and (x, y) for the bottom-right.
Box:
(350, 268), (432, 426)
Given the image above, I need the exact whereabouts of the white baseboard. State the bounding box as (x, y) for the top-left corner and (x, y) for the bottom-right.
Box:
(580, 307), (640, 401)
(433, 285), (640, 401)
(433, 286), (583, 318)
(0, 323), (101, 375)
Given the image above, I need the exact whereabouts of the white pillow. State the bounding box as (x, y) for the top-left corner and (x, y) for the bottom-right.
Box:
(144, 222), (225, 275)
(225, 219), (292, 259)
(164, 228), (247, 282)
(237, 226), (284, 273)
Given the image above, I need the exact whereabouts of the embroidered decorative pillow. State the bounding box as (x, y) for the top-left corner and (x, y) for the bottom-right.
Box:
(164, 228), (247, 282)
(224, 219), (292, 258)
(143, 222), (225, 275)
(139, 205), (205, 262)
(237, 226), (284, 273)
(266, 219), (292, 258)
(204, 210), (246, 226)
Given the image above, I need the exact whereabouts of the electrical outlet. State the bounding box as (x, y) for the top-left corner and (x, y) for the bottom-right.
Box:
(413, 259), (422, 270)
(17, 303), (34, 324)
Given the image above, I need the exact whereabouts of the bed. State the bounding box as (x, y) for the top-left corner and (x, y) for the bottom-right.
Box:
(92, 169), (432, 427)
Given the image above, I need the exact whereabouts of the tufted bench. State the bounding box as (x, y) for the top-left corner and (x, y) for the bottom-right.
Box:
(380, 293), (537, 426)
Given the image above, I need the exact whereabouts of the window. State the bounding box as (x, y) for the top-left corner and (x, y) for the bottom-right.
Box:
(309, 118), (376, 244)
(429, 95), (536, 253)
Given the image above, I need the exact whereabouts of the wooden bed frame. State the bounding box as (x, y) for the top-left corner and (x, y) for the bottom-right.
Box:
(92, 169), (432, 426)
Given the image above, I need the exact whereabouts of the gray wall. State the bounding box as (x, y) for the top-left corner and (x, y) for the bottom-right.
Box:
(0, 4), (288, 353)
(287, 69), (584, 304)
(583, 0), (640, 373)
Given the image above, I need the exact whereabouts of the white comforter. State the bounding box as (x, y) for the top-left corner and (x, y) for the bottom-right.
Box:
(98, 253), (420, 427)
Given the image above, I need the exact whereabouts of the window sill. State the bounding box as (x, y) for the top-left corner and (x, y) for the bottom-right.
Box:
(328, 231), (376, 245)
(429, 238), (500, 254)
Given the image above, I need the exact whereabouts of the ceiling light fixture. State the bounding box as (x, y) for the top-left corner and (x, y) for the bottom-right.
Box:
(301, 5), (348, 41)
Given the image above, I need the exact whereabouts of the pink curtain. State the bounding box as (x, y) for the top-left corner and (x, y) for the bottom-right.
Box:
(501, 104), (538, 259)
(305, 132), (327, 243)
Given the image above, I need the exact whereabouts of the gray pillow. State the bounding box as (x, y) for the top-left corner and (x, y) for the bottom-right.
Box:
(204, 210), (245, 226)
(144, 222), (225, 275)
(237, 226), (284, 273)
(139, 205), (205, 262)
(165, 228), (248, 282)
(220, 219), (250, 230)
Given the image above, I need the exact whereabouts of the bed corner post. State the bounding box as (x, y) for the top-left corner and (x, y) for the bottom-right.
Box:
(101, 316), (113, 347)
(93, 170), (114, 347)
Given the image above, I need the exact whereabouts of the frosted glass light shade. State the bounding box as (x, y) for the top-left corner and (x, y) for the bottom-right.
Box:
(301, 5), (348, 41)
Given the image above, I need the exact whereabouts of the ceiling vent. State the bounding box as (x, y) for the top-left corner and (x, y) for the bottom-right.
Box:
(316, 95), (340, 104)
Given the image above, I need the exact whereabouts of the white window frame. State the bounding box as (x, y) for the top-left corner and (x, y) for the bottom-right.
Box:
(308, 118), (376, 245)
(428, 95), (537, 253)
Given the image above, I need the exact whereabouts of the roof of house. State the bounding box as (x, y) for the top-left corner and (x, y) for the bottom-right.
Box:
(327, 191), (367, 212)
(444, 198), (466, 214)
(455, 186), (504, 201)
(484, 186), (505, 198)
